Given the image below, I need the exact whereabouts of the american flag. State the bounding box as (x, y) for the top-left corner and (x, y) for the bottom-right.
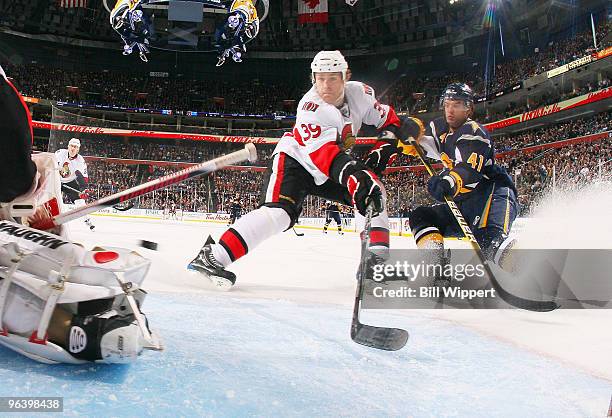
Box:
(59, 0), (88, 7)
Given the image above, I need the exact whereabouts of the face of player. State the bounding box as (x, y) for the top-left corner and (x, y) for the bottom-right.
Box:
(443, 99), (471, 129)
(68, 143), (80, 158)
(314, 72), (346, 105)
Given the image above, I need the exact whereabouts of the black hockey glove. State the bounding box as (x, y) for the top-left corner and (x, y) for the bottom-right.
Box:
(385, 116), (425, 144)
(427, 170), (457, 202)
(75, 170), (87, 191)
(364, 140), (398, 176)
(347, 170), (383, 216)
(330, 152), (384, 217)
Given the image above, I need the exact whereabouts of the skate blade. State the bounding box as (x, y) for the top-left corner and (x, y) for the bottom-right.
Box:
(186, 268), (233, 292)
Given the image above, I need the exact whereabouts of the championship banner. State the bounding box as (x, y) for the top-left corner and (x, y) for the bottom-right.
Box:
(298, 0), (329, 24)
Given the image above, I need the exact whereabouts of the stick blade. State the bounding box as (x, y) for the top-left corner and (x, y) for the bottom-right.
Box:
(351, 323), (409, 351)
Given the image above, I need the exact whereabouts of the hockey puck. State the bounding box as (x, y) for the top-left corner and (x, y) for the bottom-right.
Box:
(139, 240), (158, 251)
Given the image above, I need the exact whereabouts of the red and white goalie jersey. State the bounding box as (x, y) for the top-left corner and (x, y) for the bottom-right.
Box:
(54, 149), (88, 184)
(274, 81), (399, 185)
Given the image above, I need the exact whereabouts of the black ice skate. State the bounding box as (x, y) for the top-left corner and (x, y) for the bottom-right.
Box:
(187, 236), (236, 291)
(356, 248), (389, 282)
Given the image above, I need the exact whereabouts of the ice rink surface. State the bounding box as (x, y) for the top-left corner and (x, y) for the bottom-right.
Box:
(1, 215), (611, 417)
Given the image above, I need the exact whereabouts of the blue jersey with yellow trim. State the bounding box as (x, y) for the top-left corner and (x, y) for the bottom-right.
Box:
(420, 117), (515, 200)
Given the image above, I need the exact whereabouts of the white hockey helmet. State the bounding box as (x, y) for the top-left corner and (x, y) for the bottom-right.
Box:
(68, 137), (81, 147)
(311, 50), (348, 83)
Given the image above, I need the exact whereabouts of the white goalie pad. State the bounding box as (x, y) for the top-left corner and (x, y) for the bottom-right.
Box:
(0, 332), (87, 365)
(0, 220), (161, 364)
(0, 221), (151, 302)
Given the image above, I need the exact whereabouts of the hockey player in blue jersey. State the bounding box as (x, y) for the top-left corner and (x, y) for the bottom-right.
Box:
(323, 201), (343, 235)
(110, 0), (153, 62)
(408, 83), (518, 263)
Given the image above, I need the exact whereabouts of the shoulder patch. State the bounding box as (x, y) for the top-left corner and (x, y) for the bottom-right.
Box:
(362, 83), (374, 96)
(469, 120), (480, 134)
(302, 101), (320, 112)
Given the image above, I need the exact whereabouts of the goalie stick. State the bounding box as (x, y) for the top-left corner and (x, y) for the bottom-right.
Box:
(61, 183), (133, 212)
(31, 144), (257, 230)
(405, 137), (558, 312)
(350, 204), (409, 351)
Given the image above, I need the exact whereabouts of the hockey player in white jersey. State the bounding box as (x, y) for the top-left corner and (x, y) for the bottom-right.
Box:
(187, 50), (424, 289)
(55, 138), (95, 231)
(0, 65), (162, 363)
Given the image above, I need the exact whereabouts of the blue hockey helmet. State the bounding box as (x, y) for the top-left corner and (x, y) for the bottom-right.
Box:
(439, 83), (474, 109)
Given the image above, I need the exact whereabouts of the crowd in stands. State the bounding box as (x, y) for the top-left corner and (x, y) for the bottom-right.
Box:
(381, 21), (610, 114)
(493, 112), (611, 152)
(480, 78), (610, 123)
(485, 20), (610, 94)
(5, 20), (609, 121)
(48, 111), (612, 183)
(6, 61), (305, 115)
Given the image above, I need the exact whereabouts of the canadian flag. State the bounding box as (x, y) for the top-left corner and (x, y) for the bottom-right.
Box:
(298, 0), (329, 24)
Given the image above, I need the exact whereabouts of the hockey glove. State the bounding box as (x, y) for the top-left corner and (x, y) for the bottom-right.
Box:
(364, 139), (398, 176)
(384, 116), (425, 156)
(75, 170), (87, 190)
(347, 170), (383, 217)
(427, 171), (457, 202)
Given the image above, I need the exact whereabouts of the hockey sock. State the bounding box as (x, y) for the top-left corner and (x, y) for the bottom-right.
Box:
(355, 205), (390, 252)
(414, 227), (444, 249)
(211, 206), (291, 267)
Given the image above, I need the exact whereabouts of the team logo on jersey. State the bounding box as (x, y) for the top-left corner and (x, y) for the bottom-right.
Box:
(60, 162), (71, 178)
(340, 123), (355, 150)
(302, 101), (319, 112)
(373, 101), (387, 120)
(363, 84), (373, 96)
(69, 326), (88, 354)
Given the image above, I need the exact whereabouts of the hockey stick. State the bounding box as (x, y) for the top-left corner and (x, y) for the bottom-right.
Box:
(60, 183), (85, 196)
(112, 201), (136, 212)
(351, 204), (409, 351)
(62, 184), (133, 212)
(32, 144), (257, 230)
(292, 227), (304, 237)
(406, 138), (558, 312)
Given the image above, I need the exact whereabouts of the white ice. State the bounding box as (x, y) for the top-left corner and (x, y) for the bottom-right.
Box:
(0, 215), (610, 417)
